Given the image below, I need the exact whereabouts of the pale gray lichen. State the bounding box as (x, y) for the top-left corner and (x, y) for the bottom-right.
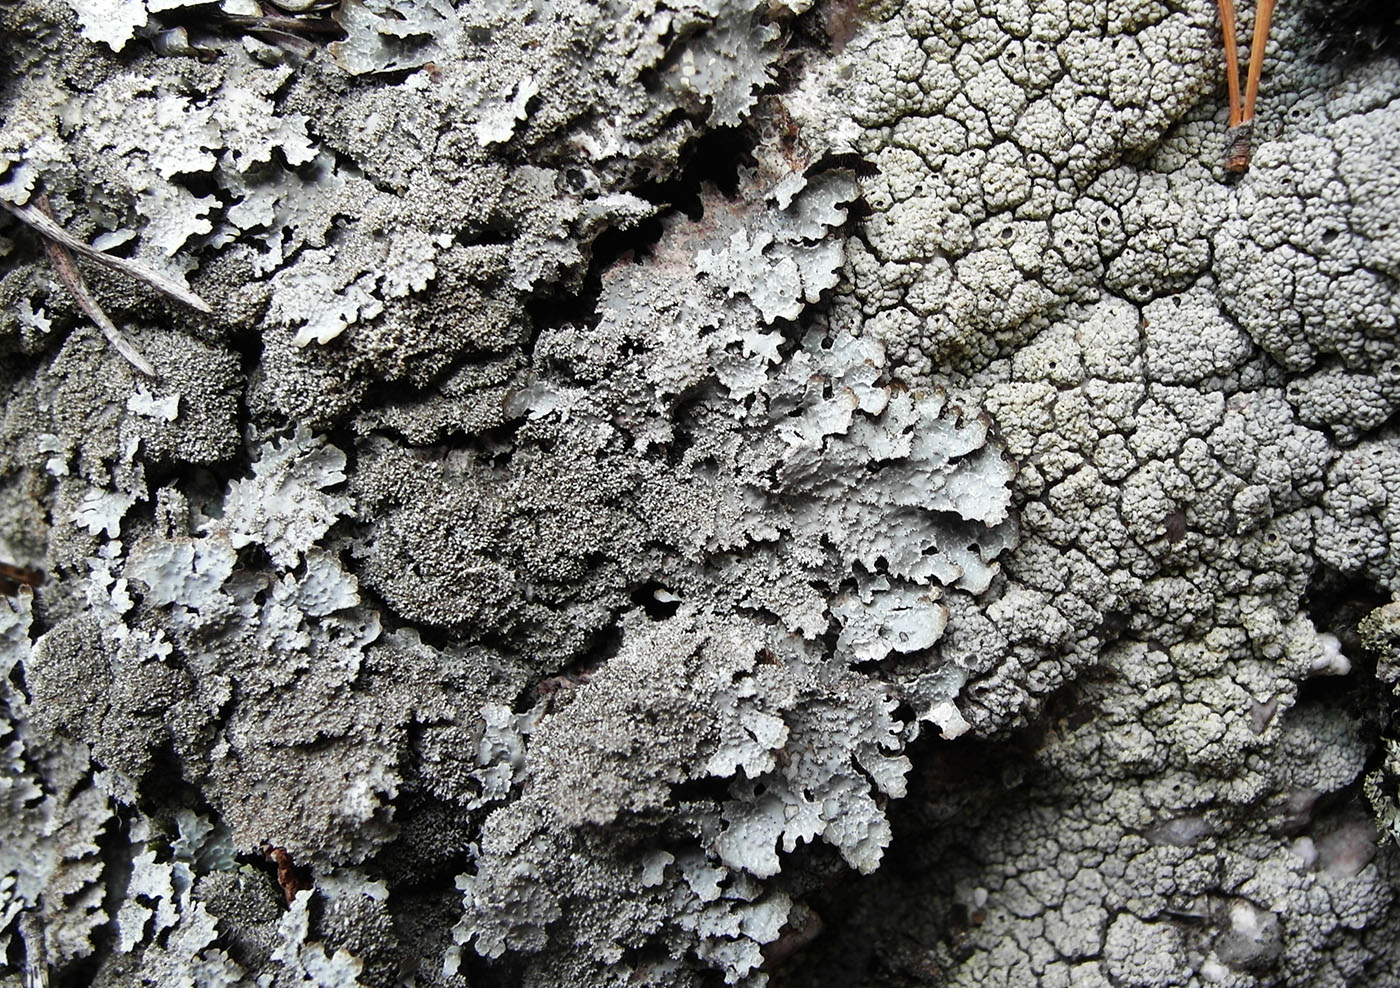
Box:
(753, 1), (1400, 985)
(5, 0), (1400, 985)
(453, 608), (910, 983)
(1361, 603), (1400, 854)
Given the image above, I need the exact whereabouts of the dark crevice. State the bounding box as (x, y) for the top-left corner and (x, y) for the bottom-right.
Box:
(1298, 568), (1393, 742)
(1, 922), (20, 976)
(1302, 568), (1390, 664)
(134, 740), (219, 824)
(768, 733), (1030, 988)
(630, 581), (682, 619)
(49, 943), (105, 988)
(378, 781), (481, 893)
(523, 125), (757, 337)
(1300, 0), (1400, 61)
(668, 773), (739, 809)
(513, 619), (624, 714)
(457, 945), (526, 988)
(138, 459), (239, 510)
(456, 227), (512, 249)
(227, 325), (266, 405)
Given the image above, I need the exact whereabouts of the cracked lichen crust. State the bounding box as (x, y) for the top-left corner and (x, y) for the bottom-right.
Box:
(770, 644), (1400, 988)
(783, 0), (1224, 374)
(5, 0), (1400, 985)
(769, 2), (1400, 986)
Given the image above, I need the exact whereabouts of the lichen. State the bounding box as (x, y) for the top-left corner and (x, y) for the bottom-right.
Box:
(4, 0), (1400, 984)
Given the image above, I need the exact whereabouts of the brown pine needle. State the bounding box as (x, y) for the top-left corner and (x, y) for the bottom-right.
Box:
(1242, 0), (1276, 125)
(1220, 0), (1276, 172)
(1216, 0), (1244, 128)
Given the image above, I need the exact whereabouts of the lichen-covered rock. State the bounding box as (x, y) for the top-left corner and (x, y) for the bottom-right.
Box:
(4, 0), (1400, 984)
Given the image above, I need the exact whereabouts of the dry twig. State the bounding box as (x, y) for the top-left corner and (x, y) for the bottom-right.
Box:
(3, 197), (214, 376)
(1217, 0), (1277, 172)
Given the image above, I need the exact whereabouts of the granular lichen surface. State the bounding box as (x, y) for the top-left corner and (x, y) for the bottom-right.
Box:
(1, 0), (1399, 985)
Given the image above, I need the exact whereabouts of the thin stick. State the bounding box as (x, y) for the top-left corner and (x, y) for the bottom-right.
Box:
(12, 195), (161, 376)
(2, 200), (212, 314)
(1216, 0), (1243, 128)
(219, 12), (342, 35)
(42, 231), (158, 377)
(1224, 0), (1275, 172)
(1242, 0), (1276, 125)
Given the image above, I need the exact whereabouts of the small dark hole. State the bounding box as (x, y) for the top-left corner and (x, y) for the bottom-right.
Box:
(630, 582), (680, 618)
